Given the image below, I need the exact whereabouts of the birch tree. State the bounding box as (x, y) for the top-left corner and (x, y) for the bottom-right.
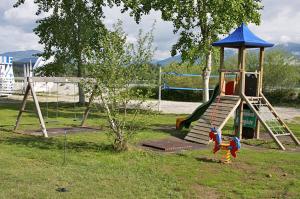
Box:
(122, 0), (262, 102)
(84, 22), (155, 151)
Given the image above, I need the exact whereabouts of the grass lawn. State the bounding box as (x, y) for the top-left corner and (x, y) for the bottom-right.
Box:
(0, 99), (300, 198)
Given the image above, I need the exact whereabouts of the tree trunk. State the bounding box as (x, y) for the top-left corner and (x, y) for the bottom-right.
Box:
(78, 84), (85, 105)
(77, 60), (85, 105)
(202, 50), (212, 102)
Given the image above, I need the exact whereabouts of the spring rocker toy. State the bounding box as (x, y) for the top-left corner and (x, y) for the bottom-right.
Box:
(209, 127), (241, 163)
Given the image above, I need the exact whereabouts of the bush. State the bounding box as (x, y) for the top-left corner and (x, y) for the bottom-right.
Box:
(264, 89), (299, 105)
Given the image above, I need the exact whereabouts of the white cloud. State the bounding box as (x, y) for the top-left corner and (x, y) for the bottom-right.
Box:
(154, 50), (172, 60)
(249, 0), (300, 44)
(4, 0), (45, 26)
(0, 0), (13, 11)
(0, 25), (42, 53)
(103, 6), (176, 59)
(0, 0), (300, 59)
(279, 35), (291, 43)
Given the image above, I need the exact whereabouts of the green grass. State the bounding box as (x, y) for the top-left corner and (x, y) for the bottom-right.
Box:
(0, 99), (300, 198)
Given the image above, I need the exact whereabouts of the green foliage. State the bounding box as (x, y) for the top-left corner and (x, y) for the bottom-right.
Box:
(1, 100), (300, 198)
(14, 0), (110, 75)
(226, 49), (300, 90)
(14, 0), (114, 103)
(263, 50), (299, 90)
(161, 63), (220, 88)
(123, 0), (262, 63)
(264, 89), (299, 105)
(123, 0), (262, 102)
(84, 22), (156, 151)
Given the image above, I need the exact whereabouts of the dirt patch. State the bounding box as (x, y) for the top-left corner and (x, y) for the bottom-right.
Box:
(241, 132), (300, 152)
(16, 126), (102, 137)
(188, 183), (220, 199)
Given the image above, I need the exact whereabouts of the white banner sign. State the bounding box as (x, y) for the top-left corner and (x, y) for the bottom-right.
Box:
(0, 56), (15, 95)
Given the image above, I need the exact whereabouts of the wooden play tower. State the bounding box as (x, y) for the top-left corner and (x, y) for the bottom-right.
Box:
(185, 23), (300, 150)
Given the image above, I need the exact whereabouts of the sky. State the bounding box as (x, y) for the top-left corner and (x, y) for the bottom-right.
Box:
(0, 0), (299, 60)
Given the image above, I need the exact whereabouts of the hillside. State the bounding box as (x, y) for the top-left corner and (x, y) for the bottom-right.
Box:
(155, 42), (300, 66)
(1, 42), (300, 67)
(0, 50), (41, 63)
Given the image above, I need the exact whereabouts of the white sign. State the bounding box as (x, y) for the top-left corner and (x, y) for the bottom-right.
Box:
(0, 56), (13, 65)
(0, 56), (15, 95)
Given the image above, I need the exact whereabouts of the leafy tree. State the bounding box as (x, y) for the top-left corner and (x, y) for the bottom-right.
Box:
(122, 0), (262, 102)
(263, 50), (299, 90)
(14, 0), (111, 104)
(84, 22), (155, 151)
(226, 49), (300, 90)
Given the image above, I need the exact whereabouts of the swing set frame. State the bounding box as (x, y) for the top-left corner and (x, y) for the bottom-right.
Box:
(14, 76), (94, 137)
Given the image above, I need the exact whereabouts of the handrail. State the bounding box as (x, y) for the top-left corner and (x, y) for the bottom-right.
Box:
(218, 69), (242, 73)
(245, 71), (260, 75)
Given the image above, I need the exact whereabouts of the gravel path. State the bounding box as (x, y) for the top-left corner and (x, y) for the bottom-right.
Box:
(157, 100), (300, 121)
(6, 92), (300, 121)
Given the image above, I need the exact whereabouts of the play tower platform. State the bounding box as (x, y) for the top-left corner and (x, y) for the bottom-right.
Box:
(184, 23), (300, 150)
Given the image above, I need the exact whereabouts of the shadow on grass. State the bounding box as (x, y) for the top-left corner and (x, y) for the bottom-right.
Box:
(0, 127), (15, 133)
(1, 135), (116, 153)
(149, 124), (188, 139)
(196, 156), (222, 164)
(0, 98), (106, 120)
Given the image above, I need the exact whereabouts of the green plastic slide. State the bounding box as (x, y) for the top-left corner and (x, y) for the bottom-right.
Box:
(176, 84), (220, 129)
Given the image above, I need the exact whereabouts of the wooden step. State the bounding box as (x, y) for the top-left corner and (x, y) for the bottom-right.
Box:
(185, 95), (240, 145)
(209, 103), (236, 109)
(201, 114), (231, 121)
(193, 123), (213, 129)
(188, 132), (209, 140)
(219, 95), (240, 100)
(191, 126), (211, 133)
(185, 136), (209, 145)
(211, 99), (238, 105)
(205, 107), (235, 114)
(201, 116), (229, 123)
(205, 110), (233, 117)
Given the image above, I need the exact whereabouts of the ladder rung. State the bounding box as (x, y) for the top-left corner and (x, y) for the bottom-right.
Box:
(247, 96), (262, 99)
(275, 133), (291, 137)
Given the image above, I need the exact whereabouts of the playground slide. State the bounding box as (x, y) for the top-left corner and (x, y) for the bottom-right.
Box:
(176, 84), (220, 130)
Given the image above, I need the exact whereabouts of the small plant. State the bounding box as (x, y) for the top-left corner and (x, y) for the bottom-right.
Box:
(84, 21), (156, 151)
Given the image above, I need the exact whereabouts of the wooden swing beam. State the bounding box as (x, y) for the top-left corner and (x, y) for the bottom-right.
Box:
(14, 77), (95, 137)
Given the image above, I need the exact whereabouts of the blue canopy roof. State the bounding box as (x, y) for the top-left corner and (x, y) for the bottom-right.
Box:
(212, 23), (274, 48)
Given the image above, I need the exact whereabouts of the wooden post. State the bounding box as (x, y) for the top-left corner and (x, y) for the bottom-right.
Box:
(255, 47), (265, 139)
(158, 66), (162, 111)
(14, 81), (31, 131)
(238, 47), (246, 139)
(14, 77), (48, 137)
(30, 79), (48, 137)
(258, 48), (265, 93)
(81, 88), (96, 127)
(219, 47), (225, 95)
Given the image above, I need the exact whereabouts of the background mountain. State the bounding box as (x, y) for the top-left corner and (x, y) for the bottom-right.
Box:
(1, 42), (300, 67)
(273, 42), (300, 58)
(0, 50), (41, 63)
(156, 55), (182, 66)
(0, 50), (41, 76)
(155, 42), (300, 66)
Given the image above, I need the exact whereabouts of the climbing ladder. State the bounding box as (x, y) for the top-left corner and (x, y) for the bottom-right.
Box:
(185, 95), (241, 144)
(243, 93), (300, 150)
